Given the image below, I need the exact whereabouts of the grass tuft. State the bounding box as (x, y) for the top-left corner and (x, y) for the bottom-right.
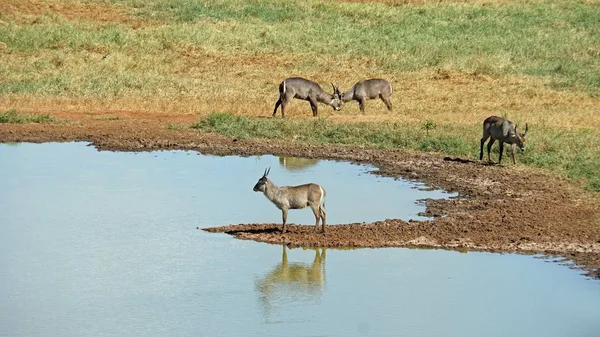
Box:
(0, 109), (61, 124)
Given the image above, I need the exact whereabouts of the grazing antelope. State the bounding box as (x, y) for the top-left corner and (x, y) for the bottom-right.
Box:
(253, 167), (327, 233)
(340, 78), (393, 114)
(273, 77), (342, 118)
(480, 116), (529, 165)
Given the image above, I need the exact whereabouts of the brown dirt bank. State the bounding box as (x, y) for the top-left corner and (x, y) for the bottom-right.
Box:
(1, 111), (600, 278)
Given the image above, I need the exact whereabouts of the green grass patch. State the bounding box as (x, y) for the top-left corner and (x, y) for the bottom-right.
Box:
(191, 112), (472, 155)
(519, 127), (600, 190)
(192, 113), (600, 191)
(0, 109), (61, 124)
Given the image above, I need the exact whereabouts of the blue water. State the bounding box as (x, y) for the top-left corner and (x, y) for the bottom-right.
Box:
(0, 142), (598, 337)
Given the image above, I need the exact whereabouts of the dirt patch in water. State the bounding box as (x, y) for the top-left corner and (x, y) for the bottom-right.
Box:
(1, 110), (599, 278)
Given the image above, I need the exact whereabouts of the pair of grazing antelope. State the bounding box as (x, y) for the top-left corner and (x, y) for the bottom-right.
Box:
(259, 78), (530, 234)
(273, 77), (393, 117)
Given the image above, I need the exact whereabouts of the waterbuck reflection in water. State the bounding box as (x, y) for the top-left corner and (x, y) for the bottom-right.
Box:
(255, 246), (326, 320)
(278, 156), (319, 172)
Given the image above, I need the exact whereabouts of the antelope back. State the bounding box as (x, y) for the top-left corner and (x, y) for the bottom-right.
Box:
(484, 116), (528, 150)
(289, 183), (324, 203)
(282, 77), (342, 109)
(343, 78), (392, 101)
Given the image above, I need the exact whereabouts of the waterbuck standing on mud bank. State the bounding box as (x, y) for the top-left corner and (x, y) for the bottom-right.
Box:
(253, 167), (327, 233)
(480, 116), (529, 165)
(340, 78), (393, 114)
(273, 77), (342, 118)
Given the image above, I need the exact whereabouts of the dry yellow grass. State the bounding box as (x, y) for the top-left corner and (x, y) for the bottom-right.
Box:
(0, 0), (152, 27)
(2, 49), (599, 130)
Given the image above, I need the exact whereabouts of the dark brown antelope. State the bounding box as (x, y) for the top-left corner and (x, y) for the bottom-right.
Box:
(272, 77), (342, 118)
(480, 116), (529, 165)
(340, 78), (393, 114)
(253, 167), (327, 233)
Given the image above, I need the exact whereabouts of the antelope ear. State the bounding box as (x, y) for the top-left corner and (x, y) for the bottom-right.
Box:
(524, 123), (529, 135)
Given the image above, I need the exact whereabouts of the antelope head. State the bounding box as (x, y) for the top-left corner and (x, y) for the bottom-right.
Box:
(253, 167), (271, 192)
(513, 123), (529, 151)
(330, 83), (342, 111)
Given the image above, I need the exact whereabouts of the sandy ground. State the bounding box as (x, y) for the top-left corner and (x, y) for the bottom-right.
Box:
(2, 110), (599, 278)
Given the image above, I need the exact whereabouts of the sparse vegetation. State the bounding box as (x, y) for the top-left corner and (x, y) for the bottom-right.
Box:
(422, 119), (437, 136)
(168, 123), (188, 130)
(92, 115), (120, 121)
(0, 109), (60, 124)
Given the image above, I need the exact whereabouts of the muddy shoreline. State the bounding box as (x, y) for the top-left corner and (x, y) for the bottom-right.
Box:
(2, 113), (599, 278)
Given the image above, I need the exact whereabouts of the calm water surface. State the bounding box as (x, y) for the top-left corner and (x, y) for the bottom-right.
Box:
(0, 142), (598, 337)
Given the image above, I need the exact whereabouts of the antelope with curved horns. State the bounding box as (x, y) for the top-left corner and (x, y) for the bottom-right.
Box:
(339, 78), (393, 114)
(253, 167), (327, 233)
(272, 77), (342, 118)
(480, 116), (529, 165)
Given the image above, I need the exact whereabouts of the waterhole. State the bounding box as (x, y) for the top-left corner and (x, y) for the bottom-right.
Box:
(1, 142), (598, 337)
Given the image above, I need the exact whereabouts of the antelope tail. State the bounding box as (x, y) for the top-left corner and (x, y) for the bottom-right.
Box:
(319, 186), (326, 211)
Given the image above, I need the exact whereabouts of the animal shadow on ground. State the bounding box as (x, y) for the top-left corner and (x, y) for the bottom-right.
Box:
(443, 156), (476, 164)
(443, 156), (495, 166)
(224, 226), (281, 235)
